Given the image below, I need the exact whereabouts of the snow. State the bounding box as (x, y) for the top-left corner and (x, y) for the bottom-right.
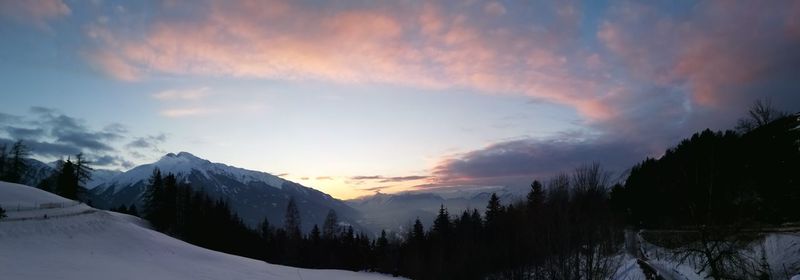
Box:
(0, 181), (403, 280)
(98, 152), (287, 194)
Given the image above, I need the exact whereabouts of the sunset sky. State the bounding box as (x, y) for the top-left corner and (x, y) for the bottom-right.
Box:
(1, 0), (798, 199)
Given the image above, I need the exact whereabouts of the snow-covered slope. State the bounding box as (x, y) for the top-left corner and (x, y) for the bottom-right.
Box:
(91, 152), (362, 231)
(0, 181), (401, 280)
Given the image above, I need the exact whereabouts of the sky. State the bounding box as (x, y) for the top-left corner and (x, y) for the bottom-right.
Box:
(1, 0), (798, 199)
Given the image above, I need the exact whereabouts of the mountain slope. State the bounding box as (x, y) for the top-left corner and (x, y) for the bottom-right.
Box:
(0, 181), (400, 280)
(90, 152), (362, 232)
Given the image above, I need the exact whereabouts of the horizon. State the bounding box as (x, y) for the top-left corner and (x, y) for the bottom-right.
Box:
(2, 0), (799, 199)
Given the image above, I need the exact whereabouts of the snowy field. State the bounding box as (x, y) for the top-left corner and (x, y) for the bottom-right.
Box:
(0, 181), (403, 280)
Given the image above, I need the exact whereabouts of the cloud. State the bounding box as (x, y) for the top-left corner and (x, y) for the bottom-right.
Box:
(430, 134), (649, 188)
(91, 155), (134, 169)
(82, 1), (618, 121)
(597, 1), (800, 108)
(4, 127), (46, 139)
(351, 175), (383, 180)
(25, 108), (124, 152)
(0, 138), (81, 157)
(160, 107), (219, 118)
(349, 175), (429, 183)
(125, 133), (167, 154)
(360, 186), (393, 193)
(483, 2), (506, 16)
(315, 176), (333, 180)
(0, 0), (71, 30)
(153, 87), (212, 101)
(0, 108), (167, 169)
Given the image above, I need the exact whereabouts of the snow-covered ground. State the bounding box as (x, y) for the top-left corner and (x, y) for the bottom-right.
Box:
(619, 230), (800, 280)
(0, 181), (402, 280)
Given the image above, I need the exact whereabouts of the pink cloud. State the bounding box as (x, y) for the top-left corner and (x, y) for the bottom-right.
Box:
(84, 1), (798, 125)
(483, 2), (506, 16)
(597, 1), (800, 107)
(0, 0), (71, 30)
(84, 1), (616, 122)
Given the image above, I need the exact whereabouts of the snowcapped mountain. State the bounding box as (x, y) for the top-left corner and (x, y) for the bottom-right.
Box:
(19, 158), (55, 187)
(347, 185), (528, 233)
(90, 152), (362, 232)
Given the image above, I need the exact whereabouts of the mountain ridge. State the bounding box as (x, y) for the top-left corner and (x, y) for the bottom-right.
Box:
(87, 151), (362, 232)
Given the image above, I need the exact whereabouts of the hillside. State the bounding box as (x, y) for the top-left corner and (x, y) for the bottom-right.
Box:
(0, 181), (401, 280)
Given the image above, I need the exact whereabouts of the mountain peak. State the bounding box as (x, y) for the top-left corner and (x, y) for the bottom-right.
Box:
(160, 151), (205, 162)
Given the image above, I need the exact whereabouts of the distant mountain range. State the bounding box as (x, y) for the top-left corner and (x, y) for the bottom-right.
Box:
(24, 152), (362, 233)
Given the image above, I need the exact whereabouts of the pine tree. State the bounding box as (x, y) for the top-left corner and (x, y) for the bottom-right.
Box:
(412, 218), (425, 242)
(527, 180), (545, 213)
(485, 193), (503, 227)
(55, 159), (79, 199)
(162, 173), (178, 232)
(128, 204), (139, 217)
(322, 209), (339, 240)
(3, 141), (29, 183)
(73, 154), (93, 186)
(143, 168), (164, 227)
(0, 144), (8, 179)
(284, 197), (302, 240)
(259, 217), (272, 239)
(0, 205), (6, 219)
(310, 224), (321, 242)
(432, 204), (451, 236)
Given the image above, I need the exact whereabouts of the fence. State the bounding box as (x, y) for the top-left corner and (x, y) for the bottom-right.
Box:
(0, 201), (82, 212)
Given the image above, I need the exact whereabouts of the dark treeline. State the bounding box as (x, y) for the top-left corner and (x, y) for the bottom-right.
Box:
(385, 164), (622, 280)
(130, 168), (377, 270)
(132, 164), (623, 280)
(610, 109), (800, 228)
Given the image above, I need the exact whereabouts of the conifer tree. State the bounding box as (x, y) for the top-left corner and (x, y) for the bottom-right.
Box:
(284, 197), (302, 240)
(322, 209), (339, 240)
(0, 144), (7, 179)
(55, 159), (79, 199)
(73, 153), (93, 187)
(485, 193), (503, 227)
(527, 180), (544, 213)
(143, 168), (164, 226)
(432, 204), (451, 236)
(2, 141), (29, 183)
